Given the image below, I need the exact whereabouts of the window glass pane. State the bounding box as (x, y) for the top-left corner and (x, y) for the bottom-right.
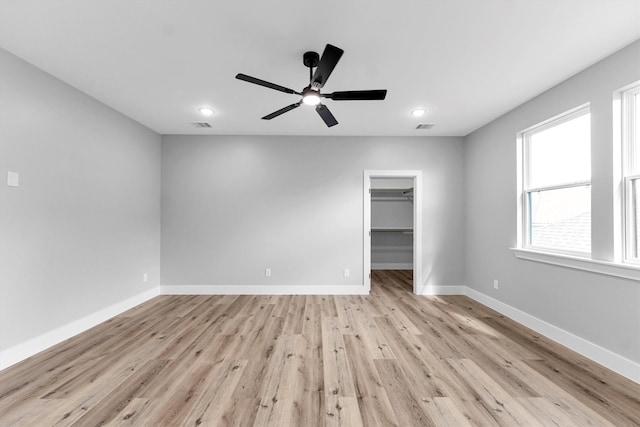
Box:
(529, 185), (591, 253)
(631, 178), (640, 258)
(635, 92), (640, 125)
(628, 93), (640, 175)
(624, 88), (640, 261)
(528, 113), (590, 188)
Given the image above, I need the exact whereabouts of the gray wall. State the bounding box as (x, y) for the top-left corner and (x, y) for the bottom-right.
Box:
(464, 40), (640, 364)
(161, 135), (465, 288)
(0, 48), (161, 352)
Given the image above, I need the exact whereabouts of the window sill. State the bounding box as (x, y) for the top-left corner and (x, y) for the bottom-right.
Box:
(511, 248), (640, 281)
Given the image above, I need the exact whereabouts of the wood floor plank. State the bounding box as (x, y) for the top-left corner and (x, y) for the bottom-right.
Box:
(374, 358), (436, 426)
(342, 334), (399, 427)
(301, 302), (323, 359)
(445, 358), (543, 426)
(70, 359), (170, 426)
(179, 359), (250, 426)
(231, 315), (285, 399)
(0, 270), (638, 426)
(422, 397), (474, 427)
(373, 315), (447, 398)
(321, 316), (356, 398)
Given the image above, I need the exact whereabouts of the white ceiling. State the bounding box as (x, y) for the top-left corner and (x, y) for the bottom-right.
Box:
(0, 0), (638, 136)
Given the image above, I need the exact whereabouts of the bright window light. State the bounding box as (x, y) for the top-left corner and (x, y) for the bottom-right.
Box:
(622, 85), (640, 260)
(521, 106), (591, 255)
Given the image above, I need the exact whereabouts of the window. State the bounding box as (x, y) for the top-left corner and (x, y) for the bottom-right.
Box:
(521, 106), (591, 255)
(622, 84), (640, 261)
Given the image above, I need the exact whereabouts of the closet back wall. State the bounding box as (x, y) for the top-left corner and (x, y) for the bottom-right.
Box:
(161, 135), (465, 292)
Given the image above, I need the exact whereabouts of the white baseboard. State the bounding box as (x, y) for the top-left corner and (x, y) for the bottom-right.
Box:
(371, 263), (413, 270)
(416, 285), (466, 295)
(464, 287), (640, 385)
(3, 283), (637, 385)
(0, 287), (160, 371)
(161, 284), (369, 295)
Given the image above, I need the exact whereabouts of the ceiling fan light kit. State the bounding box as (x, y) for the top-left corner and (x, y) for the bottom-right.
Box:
(236, 44), (387, 127)
(301, 88), (321, 106)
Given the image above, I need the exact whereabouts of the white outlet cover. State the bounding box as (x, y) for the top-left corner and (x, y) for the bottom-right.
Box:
(344, 269), (350, 278)
(7, 171), (19, 187)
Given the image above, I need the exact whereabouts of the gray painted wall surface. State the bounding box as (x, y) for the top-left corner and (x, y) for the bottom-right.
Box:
(0, 48), (162, 351)
(161, 135), (465, 289)
(464, 40), (640, 364)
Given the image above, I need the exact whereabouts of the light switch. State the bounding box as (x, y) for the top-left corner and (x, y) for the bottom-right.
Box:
(7, 171), (19, 187)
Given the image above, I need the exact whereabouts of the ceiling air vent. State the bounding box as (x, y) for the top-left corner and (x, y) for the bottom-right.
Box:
(415, 124), (434, 130)
(191, 122), (212, 128)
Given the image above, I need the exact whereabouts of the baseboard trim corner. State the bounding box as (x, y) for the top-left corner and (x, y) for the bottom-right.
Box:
(0, 286), (161, 372)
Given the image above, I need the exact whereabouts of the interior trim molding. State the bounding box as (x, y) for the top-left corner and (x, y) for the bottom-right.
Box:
(415, 285), (466, 295)
(464, 287), (640, 385)
(512, 248), (640, 282)
(160, 284), (369, 295)
(3, 283), (637, 385)
(364, 170), (423, 295)
(0, 287), (161, 371)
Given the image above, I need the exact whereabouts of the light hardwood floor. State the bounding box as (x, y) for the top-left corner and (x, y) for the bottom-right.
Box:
(0, 270), (638, 426)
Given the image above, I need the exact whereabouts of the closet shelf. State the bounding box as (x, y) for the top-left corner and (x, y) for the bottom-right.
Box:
(371, 227), (413, 233)
(371, 187), (414, 201)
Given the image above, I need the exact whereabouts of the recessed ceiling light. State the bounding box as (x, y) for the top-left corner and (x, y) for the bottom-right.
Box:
(411, 108), (427, 117)
(199, 107), (214, 116)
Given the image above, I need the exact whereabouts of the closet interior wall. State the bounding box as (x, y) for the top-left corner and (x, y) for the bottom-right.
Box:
(370, 177), (414, 270)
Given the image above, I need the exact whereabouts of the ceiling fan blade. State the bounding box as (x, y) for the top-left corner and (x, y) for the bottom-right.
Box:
(316, 104), (338, 127)
(236, 73), (300, 95)
(324, 90), (387, 101)
(311, 44), (344, 89)
(261, 102), (302, 120)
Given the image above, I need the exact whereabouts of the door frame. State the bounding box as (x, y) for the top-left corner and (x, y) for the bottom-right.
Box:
(363, 170), (422, 294)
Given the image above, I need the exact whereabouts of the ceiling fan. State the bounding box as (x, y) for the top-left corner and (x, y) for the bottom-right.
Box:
(235, 44), (387, 127)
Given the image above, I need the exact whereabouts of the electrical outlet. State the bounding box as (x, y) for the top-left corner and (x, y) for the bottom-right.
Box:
(143, 273), (148, 282)
(7, 171), (19, 187)
(344, 268), (350, 278)
(265, 268), (271, 277)
(494, 279), (499, 290)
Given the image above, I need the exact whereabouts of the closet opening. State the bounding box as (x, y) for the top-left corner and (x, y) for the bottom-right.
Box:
(363, 170), (422, 294)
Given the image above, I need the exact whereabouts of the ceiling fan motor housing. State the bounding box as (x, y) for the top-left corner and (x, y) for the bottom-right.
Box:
(303, 51), (320, 68)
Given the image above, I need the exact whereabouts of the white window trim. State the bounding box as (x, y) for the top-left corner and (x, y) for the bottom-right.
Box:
(622, 85), (640, 264)
(518, 104), (591, 256)
(511, 247), (640, 281)
(623, 175), (640, 264)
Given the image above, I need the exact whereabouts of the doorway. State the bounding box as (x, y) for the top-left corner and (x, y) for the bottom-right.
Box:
(363, 170), (422, 294)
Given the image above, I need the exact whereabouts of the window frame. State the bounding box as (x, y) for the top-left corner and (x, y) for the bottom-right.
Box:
(622, 85), (640, 263)
(520, 105), (591, 257)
